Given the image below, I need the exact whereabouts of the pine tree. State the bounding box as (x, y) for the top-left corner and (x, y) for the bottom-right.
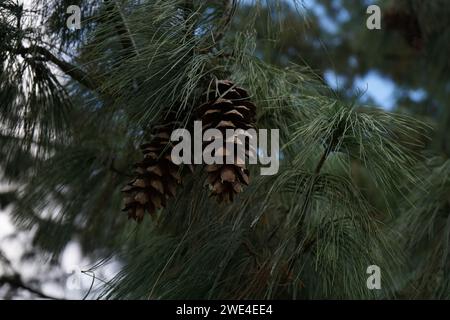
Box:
(0, 0), (446, 299)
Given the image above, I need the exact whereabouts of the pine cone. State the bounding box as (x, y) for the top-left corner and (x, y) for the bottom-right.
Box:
(121, 122), (181, 222)
(198, 80), (257, 203)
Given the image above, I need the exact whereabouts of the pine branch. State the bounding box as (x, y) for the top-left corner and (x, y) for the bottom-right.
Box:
(301, 131), (340, 228)
(0, 249), (62, 300)
(287, 128), (341, 273)
(108, 157), (133, 178)
(198, 0), (236, 53)
(104, 0), (139, 58)
(99, 0), (140, 91)
(213, 0), (236, 44)
(0, 274), (62, 300)
(17, 45), (101, 91)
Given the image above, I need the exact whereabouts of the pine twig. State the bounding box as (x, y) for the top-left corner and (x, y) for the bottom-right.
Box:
(109, 159), (133, 178)
(0, 274), (62, 300)
(211, 0), (236, 45)
(287, 130), (342, 273)
(198, 0), (236, 53)
(17, 45), (101, 91)
(0, 250), (63, 300)
(104, 0), (139, 58)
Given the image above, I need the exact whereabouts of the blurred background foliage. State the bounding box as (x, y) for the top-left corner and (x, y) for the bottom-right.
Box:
(0, 0), (448, 299)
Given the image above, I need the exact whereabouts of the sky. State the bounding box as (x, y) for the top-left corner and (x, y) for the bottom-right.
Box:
(301, 0), (397, 110)
(239, 0), (402, 110)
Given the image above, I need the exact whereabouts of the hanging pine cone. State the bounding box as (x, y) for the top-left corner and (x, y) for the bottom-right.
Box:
(121, 121), (182, 222)
(197, 80), (257, 203)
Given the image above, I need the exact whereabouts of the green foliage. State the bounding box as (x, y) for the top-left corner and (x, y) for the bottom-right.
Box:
(395, 158), (450, 299)
(0, 0), (447, 299)
(1, 1), (71, 154)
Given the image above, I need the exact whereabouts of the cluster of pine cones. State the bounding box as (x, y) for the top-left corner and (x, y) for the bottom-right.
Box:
(122, 80), (257, 222)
